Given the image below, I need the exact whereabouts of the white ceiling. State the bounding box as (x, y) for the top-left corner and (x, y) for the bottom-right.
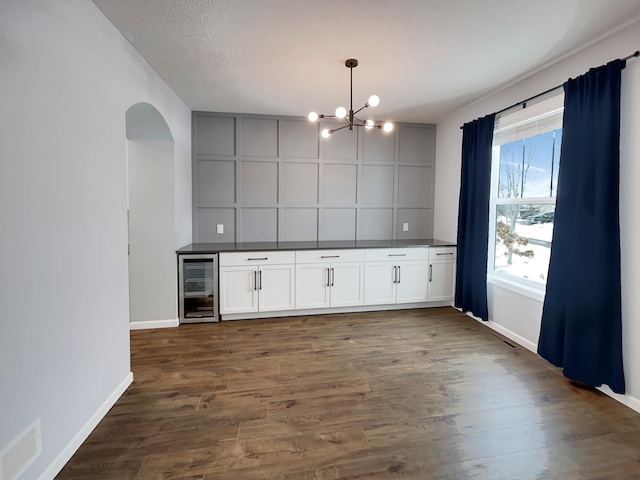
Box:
(92, 0), (640, 123)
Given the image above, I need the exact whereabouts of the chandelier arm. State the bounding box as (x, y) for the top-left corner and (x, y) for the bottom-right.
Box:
(353, 115), (369, 125)
(332, 124), (351, 133)
(353, 105), (368, 116)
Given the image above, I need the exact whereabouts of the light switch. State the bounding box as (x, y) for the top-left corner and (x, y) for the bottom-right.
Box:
(402, 223), (409, 232)
(217, 224), (224, 234)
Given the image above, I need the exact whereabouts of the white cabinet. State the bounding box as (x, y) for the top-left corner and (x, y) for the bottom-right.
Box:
(219, 252), (295, 315)
(218, 245), (455, 318)
(364, 248), (429, 305)
(295, 250), (364, 309)
(427, 246), (456, 302)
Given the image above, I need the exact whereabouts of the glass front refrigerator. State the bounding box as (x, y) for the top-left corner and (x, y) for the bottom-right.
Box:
(178, 254), (218, 323)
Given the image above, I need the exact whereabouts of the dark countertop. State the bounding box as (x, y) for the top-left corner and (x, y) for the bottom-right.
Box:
(177, 239), (456, 254)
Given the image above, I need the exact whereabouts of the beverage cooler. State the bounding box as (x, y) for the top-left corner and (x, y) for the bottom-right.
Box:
(178, 254), (218, 323)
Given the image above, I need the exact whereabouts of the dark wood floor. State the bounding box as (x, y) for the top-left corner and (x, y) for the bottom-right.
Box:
(56, 307), (640, 479)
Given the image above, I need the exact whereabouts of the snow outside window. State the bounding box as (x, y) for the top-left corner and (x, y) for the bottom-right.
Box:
(488, 93), (564, 291)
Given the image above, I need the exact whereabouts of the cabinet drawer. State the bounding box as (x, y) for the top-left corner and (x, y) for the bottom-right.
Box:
(296, 249), (364, 264)
(364, 248), (428, 262)
(220, 251), (295, 266)
(428, 246), (457, 260)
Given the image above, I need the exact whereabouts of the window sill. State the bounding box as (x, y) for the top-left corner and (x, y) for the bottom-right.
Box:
(487, 273), (545, 303)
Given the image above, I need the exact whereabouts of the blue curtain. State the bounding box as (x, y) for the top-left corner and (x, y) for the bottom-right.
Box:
(538, 60), (626, 394)
(455, 114), (496, 321)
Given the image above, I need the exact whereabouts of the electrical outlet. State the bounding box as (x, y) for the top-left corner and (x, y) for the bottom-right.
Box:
(216, 224), (224, 234)
(402, 223), (409, 232)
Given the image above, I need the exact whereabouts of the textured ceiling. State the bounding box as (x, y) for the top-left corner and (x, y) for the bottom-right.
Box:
(92, 0), (640, 123)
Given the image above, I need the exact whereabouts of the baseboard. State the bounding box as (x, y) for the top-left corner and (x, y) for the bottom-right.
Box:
(221, 301), (453, 321)
(130, 318), (179, 330)
(597, 385), (640, 414)
(38, 372), (133, 480)
(483, 320), (538, 353)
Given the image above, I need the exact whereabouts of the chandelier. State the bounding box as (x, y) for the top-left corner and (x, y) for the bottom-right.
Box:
(308, 59), (393, 139)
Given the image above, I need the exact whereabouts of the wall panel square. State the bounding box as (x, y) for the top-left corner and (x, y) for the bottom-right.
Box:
(196, 116), (235, 156)
(282, 120), (318, 159)
(398, 125), (435, 164)
(361, 165), (394, 205)
(398, 165), (433, 206)
(283, 162), (318, 204)
(242, 208), (278, 242)
(241, 161), (278, 204)
(197, 207), (235, 242)
(359, 208), (393, 240)
(320, 208), (356, 241)
(362, 128), (395, 162)
(322, 120), (358, 160)
(240, 118), (278, 157)
(396, 208), (432, 239)
(322, 164), (357, 205)
(196, 160), (235, 204)
(282, 208), (318, 241)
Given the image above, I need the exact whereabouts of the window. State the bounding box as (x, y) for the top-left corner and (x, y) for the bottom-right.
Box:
(489, 94), (563, 289)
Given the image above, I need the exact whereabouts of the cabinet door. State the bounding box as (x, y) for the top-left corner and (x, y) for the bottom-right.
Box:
(396, 261), (429, 304)
(428, 260), (456, 302)
(296, 263), (331, 310)
(331, 262), (364, 307)
(259, 264), (296, 312)
(364, 262), (396, 305)
(219, 266), (258, 314)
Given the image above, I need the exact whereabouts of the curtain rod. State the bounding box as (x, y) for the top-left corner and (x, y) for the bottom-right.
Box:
(459, 50), (640, 129)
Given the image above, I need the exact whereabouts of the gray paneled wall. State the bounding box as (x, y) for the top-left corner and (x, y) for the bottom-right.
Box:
(192, 112), (436, 243)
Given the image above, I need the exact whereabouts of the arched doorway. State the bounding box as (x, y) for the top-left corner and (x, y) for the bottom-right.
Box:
(125, 103), (177, 328)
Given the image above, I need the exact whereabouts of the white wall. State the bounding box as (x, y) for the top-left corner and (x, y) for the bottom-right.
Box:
(126, 104), (178, 327)
(0, 1), (191, 479)
(434, 20), (640, 412)
(128, 140), (177, 324)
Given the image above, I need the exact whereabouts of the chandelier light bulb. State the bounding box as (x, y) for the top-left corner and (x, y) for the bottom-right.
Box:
(365, 120), (374, 129)
(308, 111), (319, 122)
(383, 122), (394, 133)
(335, 106), (347, 119)
(368, 95), (380, 107)
(321, 128), (331, 139)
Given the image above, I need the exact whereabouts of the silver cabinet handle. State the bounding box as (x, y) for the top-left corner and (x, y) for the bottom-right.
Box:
(331, 267), (335, 286)
(388, 254), (407, 257)
(259, 270), (262, 290)
(248, 257), (268, 261)
(254, 271), (258, 290)
(436, 252), (454, 256)
(429, 264), (433, 282)
(327, 268), (331, 287)
(397, 266), (401, 283)
(321, 255), (340, 258)
(393, 266), (397, 284)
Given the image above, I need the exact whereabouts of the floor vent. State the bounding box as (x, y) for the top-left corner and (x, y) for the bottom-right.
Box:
(492, 333), (517, 349)
(0, 419), (42, 480)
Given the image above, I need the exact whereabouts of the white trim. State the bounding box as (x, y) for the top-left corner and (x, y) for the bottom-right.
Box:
(38, 372), (133, 480)
(487, 274), (545, 302)
(463, 310), (538, 353)
(597, 385), (640, 415)
(221, 301), (453, 321)
(130, 318), (179, 330)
